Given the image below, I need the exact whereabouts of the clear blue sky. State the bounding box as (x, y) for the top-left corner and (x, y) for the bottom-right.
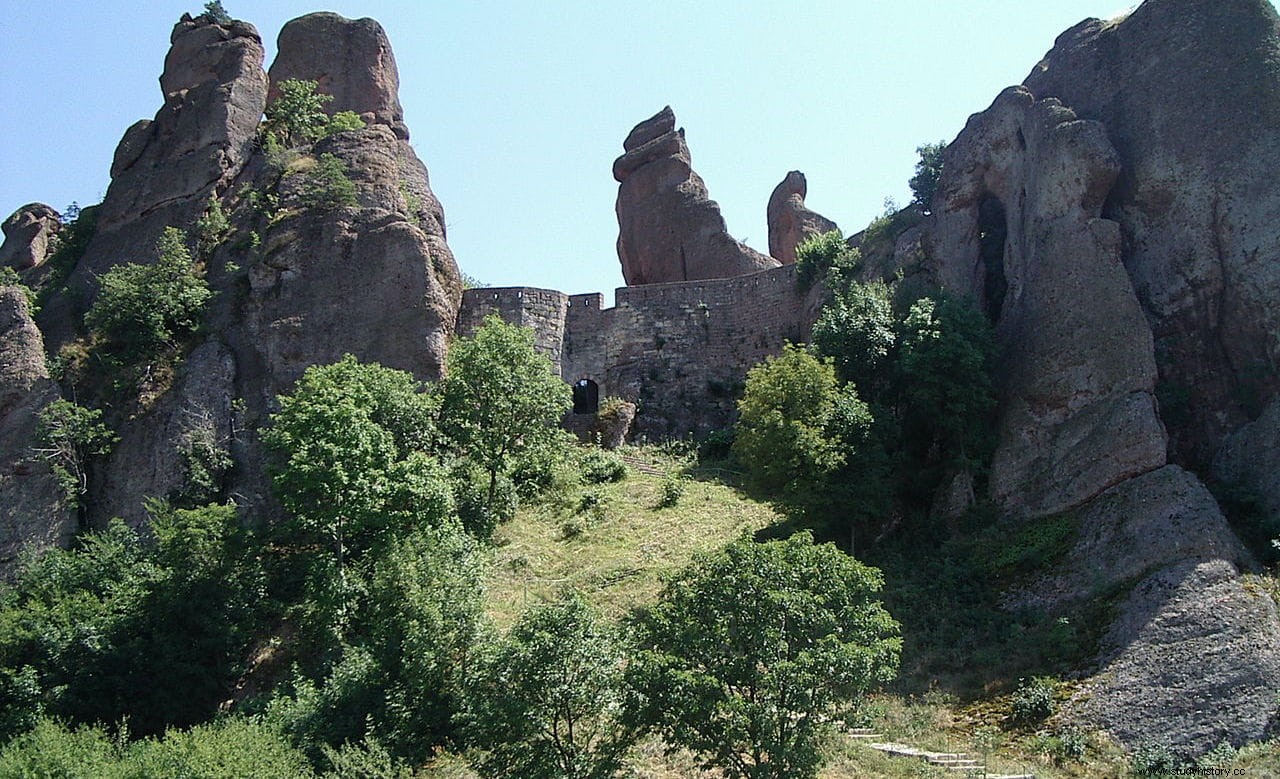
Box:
(2, 1), (1197, 301)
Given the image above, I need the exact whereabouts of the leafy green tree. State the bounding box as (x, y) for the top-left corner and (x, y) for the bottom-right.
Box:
(439, 316), (572, 511)
(268, 524), (484, 763)
(85, 227), (213, 361)
(733, 344), (870, 501)
(32, 399), (116, 506)
(895, 296), (997, 489)
(263, 355), (451, 623)
(0, 502), (260, 738)
(464, 593), (637, 779)
(628, 533), (901, 779)
(263, 79), (366, 150)
(811, 279), (896, 393)
(264, 79), (334, 147)
(909, 141), (946, 213)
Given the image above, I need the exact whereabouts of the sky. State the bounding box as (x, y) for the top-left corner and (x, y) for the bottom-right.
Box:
(0, 1), (1197, 302)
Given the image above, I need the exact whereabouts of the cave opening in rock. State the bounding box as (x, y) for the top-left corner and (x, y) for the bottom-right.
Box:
(572, 378), (599, 414)
(978, 195), (1009, 324)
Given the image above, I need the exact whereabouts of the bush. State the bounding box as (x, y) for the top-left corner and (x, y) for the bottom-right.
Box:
(464, 594), (637, 778)
(300, 153), (359, 212)
(263, 79), (366, 149)
(1130, 741), (1181, 776)
(0, 503), (261, 739)
(0, 267), (38, 311)
(794, 229), (857, 290)
(199, 1), (232, 25)
(85, 227), (213, 361)
(1008, 676), (1058, 725)
(811, 279), (896, 392)
(580, 450), (626, 484)
(628, 533), (901, 779)
(657, 473), (686, 508)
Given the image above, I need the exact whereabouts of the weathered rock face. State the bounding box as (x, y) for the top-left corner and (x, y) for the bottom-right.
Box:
(0, 204), (60, 270)
(766, 171), (839, 264)
(267, 12), (408, 139)
(1023, 0), (1280, 466)
(0, 288), (74, 577)
(1213, 396), (1280, 533)
(614, 107), (779, 285)
(79, 12), (461, 528)
(929, 86), (1166, 517)
(235, 125), (461, 401)
(1003, 465), (1280, 757)
(44, 14), (268, 348)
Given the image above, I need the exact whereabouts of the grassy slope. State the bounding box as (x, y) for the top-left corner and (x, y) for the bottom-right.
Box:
(432, 445), (1280, 779)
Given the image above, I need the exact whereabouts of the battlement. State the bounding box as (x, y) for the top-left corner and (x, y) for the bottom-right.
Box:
(457, 263), (825, 438)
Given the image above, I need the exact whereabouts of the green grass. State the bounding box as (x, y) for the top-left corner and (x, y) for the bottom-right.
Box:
(484, 445), (781, 630)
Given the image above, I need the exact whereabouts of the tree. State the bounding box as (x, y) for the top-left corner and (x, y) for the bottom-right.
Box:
(0, 503), (260, 739)
(628, 533), (901, 779)
(263, 356), (450, 612)
(84, 227), (212, 361)
(464, 594), (637, 779)
(438, 316), (572, 512)
(32, 399), (116, 506)
(264, 79), (333, 148)
(908, 142), (946, 213)
(200, 1), (232, 25)
(810, 279), (896, 393)
(794, 229), (858, 290)
(733, 344), (861, 496)
(895, 296), (997, 487)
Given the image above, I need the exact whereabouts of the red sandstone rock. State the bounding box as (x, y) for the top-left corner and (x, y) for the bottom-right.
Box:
(766, 171), (839, 264)
(267, 12), (408, 139)
(614, 107), (779, 285)
(0, 204), (60, 271)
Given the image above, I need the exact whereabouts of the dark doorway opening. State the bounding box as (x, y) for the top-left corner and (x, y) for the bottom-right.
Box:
(573, 379), (599, 414)
(978, 195), (1008, 324)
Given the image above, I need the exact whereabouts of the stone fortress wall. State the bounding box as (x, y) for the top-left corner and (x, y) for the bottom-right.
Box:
(457, 261), (825, 438)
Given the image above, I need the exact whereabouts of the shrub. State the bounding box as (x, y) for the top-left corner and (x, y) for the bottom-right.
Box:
(264, 79), (333, 148)
(580, 450), (626, 484)
(464, 594), (637, 779)
(0, 267), (38, 311)
(193, 193), (231, 257)
(1008, 676), (1058, 725)
(794, 229), (856, 290)
(657, 473), (686, 508)
(0, 503), (261, 738)
(1130, 741), (1181, 776)
(300, 153), (359, 212)
(628, 532), (901, 779)
(84, 227), (213, 361)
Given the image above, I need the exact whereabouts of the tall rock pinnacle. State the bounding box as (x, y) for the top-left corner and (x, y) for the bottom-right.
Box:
(613, 107), (779, 285)
(767, 171), (839, 264)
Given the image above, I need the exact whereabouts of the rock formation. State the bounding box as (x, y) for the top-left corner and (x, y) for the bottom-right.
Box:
(267, 12), (408, 139)
(766, 171), (839, 264)
(66, 10), (461, 528)
(1023, 0), (1280, 467)
(39, 14), (269, 349)
(0, 204), (61, 270)
(614, 107), (779, 285)
(913, 0), (1280, 757)
(929, 86), (1167, 517)
(0, 288), (74, 576)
